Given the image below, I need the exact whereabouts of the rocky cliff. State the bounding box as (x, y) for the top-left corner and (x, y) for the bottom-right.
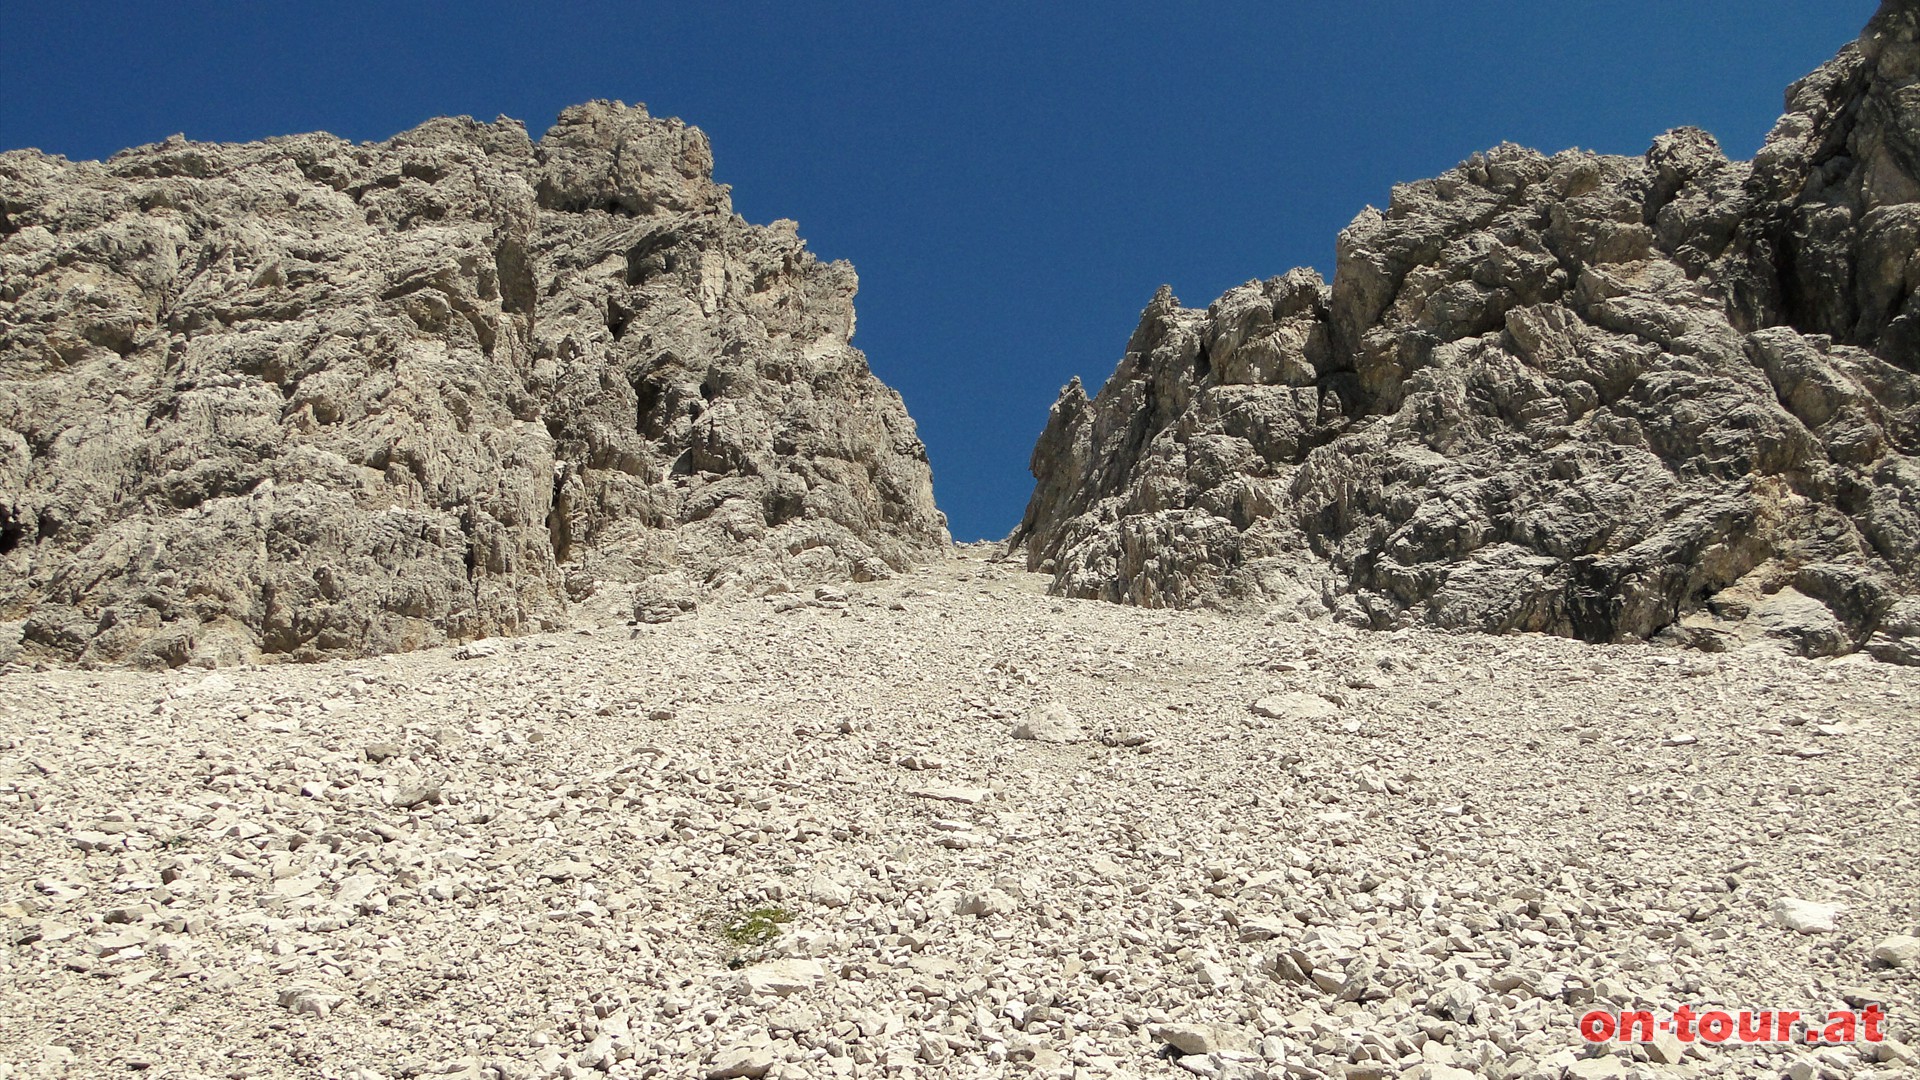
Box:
(1015, 0), (1920, 662)
(0, 101), (948, 667)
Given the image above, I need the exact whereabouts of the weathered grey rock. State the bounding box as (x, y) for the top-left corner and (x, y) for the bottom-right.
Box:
(1644, 1032), (1688, 1066)
(0, 101), (947, 667)
(1871, 933), (1920, 967)
(277, 985), (344, 1019)
(1772, 896), (1845, 934)
(1014, 2), (1920, 661)
(705, 1040), (777, 1080)
(1011, 701), (1084, 743)
(740, 958), (826, 998)
(1251, 692), (1337, 720)
(1151, 1022), (1252, 1057)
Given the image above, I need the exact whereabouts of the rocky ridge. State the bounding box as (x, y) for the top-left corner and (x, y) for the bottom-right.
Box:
(1014, 1), (1920, 663)
(0, 100), (947, 668)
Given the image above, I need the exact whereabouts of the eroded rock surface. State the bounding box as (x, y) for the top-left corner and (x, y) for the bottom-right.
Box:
(1015, 1), (1920, 661)
(0, 101), (947, 667)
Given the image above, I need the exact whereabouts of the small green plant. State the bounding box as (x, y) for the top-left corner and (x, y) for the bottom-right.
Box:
(718, 906), (791, 948)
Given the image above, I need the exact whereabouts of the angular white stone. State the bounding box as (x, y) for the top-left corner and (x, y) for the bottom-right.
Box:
(741, 958), (827, 998)
(1772, 896), (1845, 934)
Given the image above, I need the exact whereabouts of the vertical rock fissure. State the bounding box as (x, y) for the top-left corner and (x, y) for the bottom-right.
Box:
(548, 464), (573, 566)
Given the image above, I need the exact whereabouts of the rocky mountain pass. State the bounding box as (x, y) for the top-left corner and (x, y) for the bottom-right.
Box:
(3, 3), (1920, 1080)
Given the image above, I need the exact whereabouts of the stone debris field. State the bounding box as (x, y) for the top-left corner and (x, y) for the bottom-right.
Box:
(1, 548), (1916, 1080)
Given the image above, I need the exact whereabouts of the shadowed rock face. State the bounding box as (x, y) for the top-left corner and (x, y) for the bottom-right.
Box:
(1016, 0), (1920, 662)
(0, 101), (948, 667)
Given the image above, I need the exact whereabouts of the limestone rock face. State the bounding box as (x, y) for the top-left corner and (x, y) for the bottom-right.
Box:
(1015, 1), (1920, 660)
(0, 101), (947, 666)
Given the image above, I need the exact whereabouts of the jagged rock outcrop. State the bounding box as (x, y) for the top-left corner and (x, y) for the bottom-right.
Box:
(0, 101), (947, 667)
(1015, 0), (1920, 662)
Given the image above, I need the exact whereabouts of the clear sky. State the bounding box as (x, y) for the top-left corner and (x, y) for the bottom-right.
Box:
(2, 2), (1876, 541)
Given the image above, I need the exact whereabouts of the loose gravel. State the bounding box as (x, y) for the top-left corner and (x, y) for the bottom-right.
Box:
(2, 548), (1916, 1080)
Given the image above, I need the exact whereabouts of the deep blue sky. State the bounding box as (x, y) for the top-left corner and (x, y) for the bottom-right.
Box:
(2, 3), (1875, 540)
